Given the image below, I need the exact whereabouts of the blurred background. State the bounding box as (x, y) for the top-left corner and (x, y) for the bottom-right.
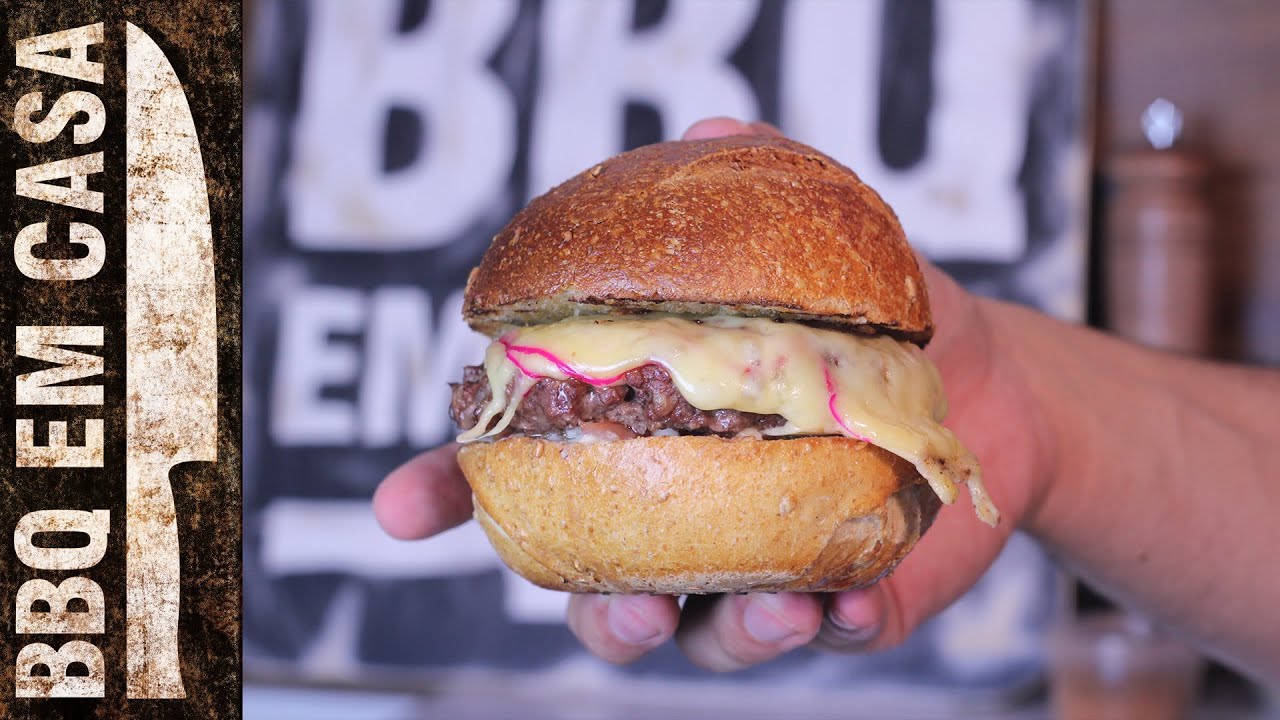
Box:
(242, 1), (1279, 717)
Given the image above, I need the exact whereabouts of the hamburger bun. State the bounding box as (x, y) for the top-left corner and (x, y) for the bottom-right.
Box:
(464, 135), (932, 344)
(460, 435), (941, 594)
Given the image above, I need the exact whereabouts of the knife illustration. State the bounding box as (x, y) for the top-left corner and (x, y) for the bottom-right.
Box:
(125, 21), (218, 700)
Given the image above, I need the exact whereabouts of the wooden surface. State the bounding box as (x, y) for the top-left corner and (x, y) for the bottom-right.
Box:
(1094, 0), (1280, 362)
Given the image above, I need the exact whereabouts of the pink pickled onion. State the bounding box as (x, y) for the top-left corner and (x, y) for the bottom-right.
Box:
(824, 365), (869, 442)
(501, 338), (631, 386)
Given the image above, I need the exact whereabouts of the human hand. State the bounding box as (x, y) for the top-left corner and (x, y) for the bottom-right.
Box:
(373, 117), (1052, 671)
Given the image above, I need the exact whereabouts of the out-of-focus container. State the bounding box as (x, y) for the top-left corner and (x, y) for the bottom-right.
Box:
(1105, 98), (1215, 355)
(1047, 612), (1203, 720)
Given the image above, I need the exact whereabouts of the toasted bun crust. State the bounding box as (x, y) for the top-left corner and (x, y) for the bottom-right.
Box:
(459, 435), (941, 594)
(464, 136), (932, 344)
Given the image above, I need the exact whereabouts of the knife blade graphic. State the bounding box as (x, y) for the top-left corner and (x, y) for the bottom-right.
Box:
(125, 21), (218, 700)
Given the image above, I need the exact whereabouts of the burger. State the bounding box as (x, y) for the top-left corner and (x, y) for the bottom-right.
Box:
(448, 135), (997, 595)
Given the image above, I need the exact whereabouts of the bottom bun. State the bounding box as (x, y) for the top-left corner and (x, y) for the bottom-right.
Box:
(459, 435), (941, 594)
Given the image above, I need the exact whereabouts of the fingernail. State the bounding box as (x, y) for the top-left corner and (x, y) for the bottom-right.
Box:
(743, 594), (802, 645)
(606, 598), (661, 645)
(826, 611), (876, 643)
(827, 590), (882, 644)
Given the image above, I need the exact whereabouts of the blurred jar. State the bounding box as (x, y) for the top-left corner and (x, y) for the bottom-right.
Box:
(1106, 99), (1215, 354)
(1047, 612), (1202, 720)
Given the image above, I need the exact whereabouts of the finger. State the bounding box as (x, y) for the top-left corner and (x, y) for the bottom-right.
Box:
(675, 593), (823, 672)
(682, 116), (753, 140)
(372, 444), (472, 540)
(566, 594), (680, 664)
(914, 255), (980, 362)
(854, 496), (1015, 653)
(747, 120), (784, 137)
(912, 258), (1006, 424)
(811, 587), (887, 652)
(682, 116), (780, 141)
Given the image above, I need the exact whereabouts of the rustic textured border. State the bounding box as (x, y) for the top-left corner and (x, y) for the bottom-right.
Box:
(0, 2), (240, 717)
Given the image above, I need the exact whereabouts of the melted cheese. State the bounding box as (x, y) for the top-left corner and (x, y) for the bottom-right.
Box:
(458, 316), (999, 526)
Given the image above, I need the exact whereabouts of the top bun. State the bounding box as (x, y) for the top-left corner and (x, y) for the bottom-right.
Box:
(464, 135), (932, 344)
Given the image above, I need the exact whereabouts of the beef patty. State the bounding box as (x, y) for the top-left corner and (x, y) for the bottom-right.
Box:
(450, 364), (787, 438)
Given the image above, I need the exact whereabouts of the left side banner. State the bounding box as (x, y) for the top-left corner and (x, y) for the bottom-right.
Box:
(0, 2), (241, 718)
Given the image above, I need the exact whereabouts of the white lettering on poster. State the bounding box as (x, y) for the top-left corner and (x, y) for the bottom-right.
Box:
(781, 0), (1030, 261)
(271, 286), (485, 448)
(530, 0), (760, 198)
(287, 0), (518, 246)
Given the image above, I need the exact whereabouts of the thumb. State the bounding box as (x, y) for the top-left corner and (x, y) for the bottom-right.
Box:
(682, 116), (782, 141)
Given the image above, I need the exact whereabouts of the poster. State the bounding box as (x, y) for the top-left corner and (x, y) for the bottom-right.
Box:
(244, 0), (1088, 704)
